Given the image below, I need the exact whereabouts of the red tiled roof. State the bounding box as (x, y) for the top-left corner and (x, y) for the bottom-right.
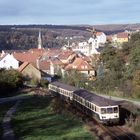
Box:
(58, 50), (74, 60)
(65, 57), (93, 71)
(96, 32), (103, 36)
(28, 48), (46, 56)
(50, 58), (63, 65)
(44, 48), (61, 58)
(107, 35), (113, 41)
(38, 60), (50, 70)
(117, 32), (128, 38)
(13, 52), (40, 64)
(82, 56), (91, 63)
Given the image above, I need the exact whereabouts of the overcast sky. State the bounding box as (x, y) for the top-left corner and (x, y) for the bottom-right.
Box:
(0, 0), (140, 25)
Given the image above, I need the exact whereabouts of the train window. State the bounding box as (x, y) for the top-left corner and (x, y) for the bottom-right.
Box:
(96, 107), (99, 112)
(89, 103), (91, 109)
(88, 103), (90, 108)
(91, 105), (94, 110)
(86, 102), (88, 106)
(95, 106), (96, 111)
(101, 108), (106, 114)
(114, 107), (118, 113)
(77, 96), (79, 101)
(87, 102), (90, 107)
(107, 108), (113, 113)
(77, 96), (79, 100)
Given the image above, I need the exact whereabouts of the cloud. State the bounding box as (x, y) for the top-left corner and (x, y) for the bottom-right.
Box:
(0, 0), (140, 24)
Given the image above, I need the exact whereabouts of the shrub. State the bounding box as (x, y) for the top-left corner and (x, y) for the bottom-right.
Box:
(38, 79), (49, 88)
(0, 69), (24, 96)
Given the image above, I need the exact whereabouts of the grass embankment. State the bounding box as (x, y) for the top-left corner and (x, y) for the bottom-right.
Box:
(12, 96), (95, 140)
(132, 109), (140, 137)
(122, 102), (140, 137)
(0, 102), (14, 139)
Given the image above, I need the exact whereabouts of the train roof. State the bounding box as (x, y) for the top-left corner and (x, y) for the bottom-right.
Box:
(73, 89), (119, 107)
(49, 81), (79, 92)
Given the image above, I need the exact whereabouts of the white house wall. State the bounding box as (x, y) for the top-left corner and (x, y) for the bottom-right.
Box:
(72, 45), (90, 56)
(80, 70), (95, 77)
(0, 54), (19, 69)
(97, 33), (106, 44)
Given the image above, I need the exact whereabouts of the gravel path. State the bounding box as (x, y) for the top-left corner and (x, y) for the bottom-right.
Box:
(2, 100), (21, 140)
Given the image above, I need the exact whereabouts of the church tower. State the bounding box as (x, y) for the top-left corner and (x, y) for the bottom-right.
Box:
(38, 30), (42, 49)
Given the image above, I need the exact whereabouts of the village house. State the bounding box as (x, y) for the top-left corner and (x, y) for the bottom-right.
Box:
(13, 51), (41, 67)
(72, 30), (106, 56)
(42, 48), (61, 59)
(36, 59), (50, 73)
(57, 50), (76, 64)
(0, 51), (19, 69)
(18, 62), (41, 81)
(39, 48), (77, 75)
(50, 58), (63, 76)
(72, 42), (91, 56)
(63, 57), (95, 78)
(35, 59), (53, 82)
(116, 32), (129, 43)
(112, 32), (129, 43)
(0, 30), (97, 82)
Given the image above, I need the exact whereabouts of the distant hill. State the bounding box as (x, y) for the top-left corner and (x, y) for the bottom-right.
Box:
(94, 23), (140, 33)
(0, 23), (140, 50)
(1, 23), (140, 34)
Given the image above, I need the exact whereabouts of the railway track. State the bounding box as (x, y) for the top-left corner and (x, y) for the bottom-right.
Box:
(70, 107), (138, 140)
(49, 94), (139, 140)
(104, 125), (136, 140)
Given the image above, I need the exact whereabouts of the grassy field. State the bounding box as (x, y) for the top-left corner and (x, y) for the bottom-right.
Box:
(0, 102), (14, 139)
(12, 96), (95, 140)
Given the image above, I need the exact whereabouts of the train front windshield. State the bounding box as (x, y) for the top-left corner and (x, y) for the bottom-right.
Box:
(101, 107), (118, 114)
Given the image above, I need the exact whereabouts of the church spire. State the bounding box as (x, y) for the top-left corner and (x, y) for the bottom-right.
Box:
(38, 30), (42, 49)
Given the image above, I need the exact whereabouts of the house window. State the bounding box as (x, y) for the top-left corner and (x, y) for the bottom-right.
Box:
(73, 65), (77, 69)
